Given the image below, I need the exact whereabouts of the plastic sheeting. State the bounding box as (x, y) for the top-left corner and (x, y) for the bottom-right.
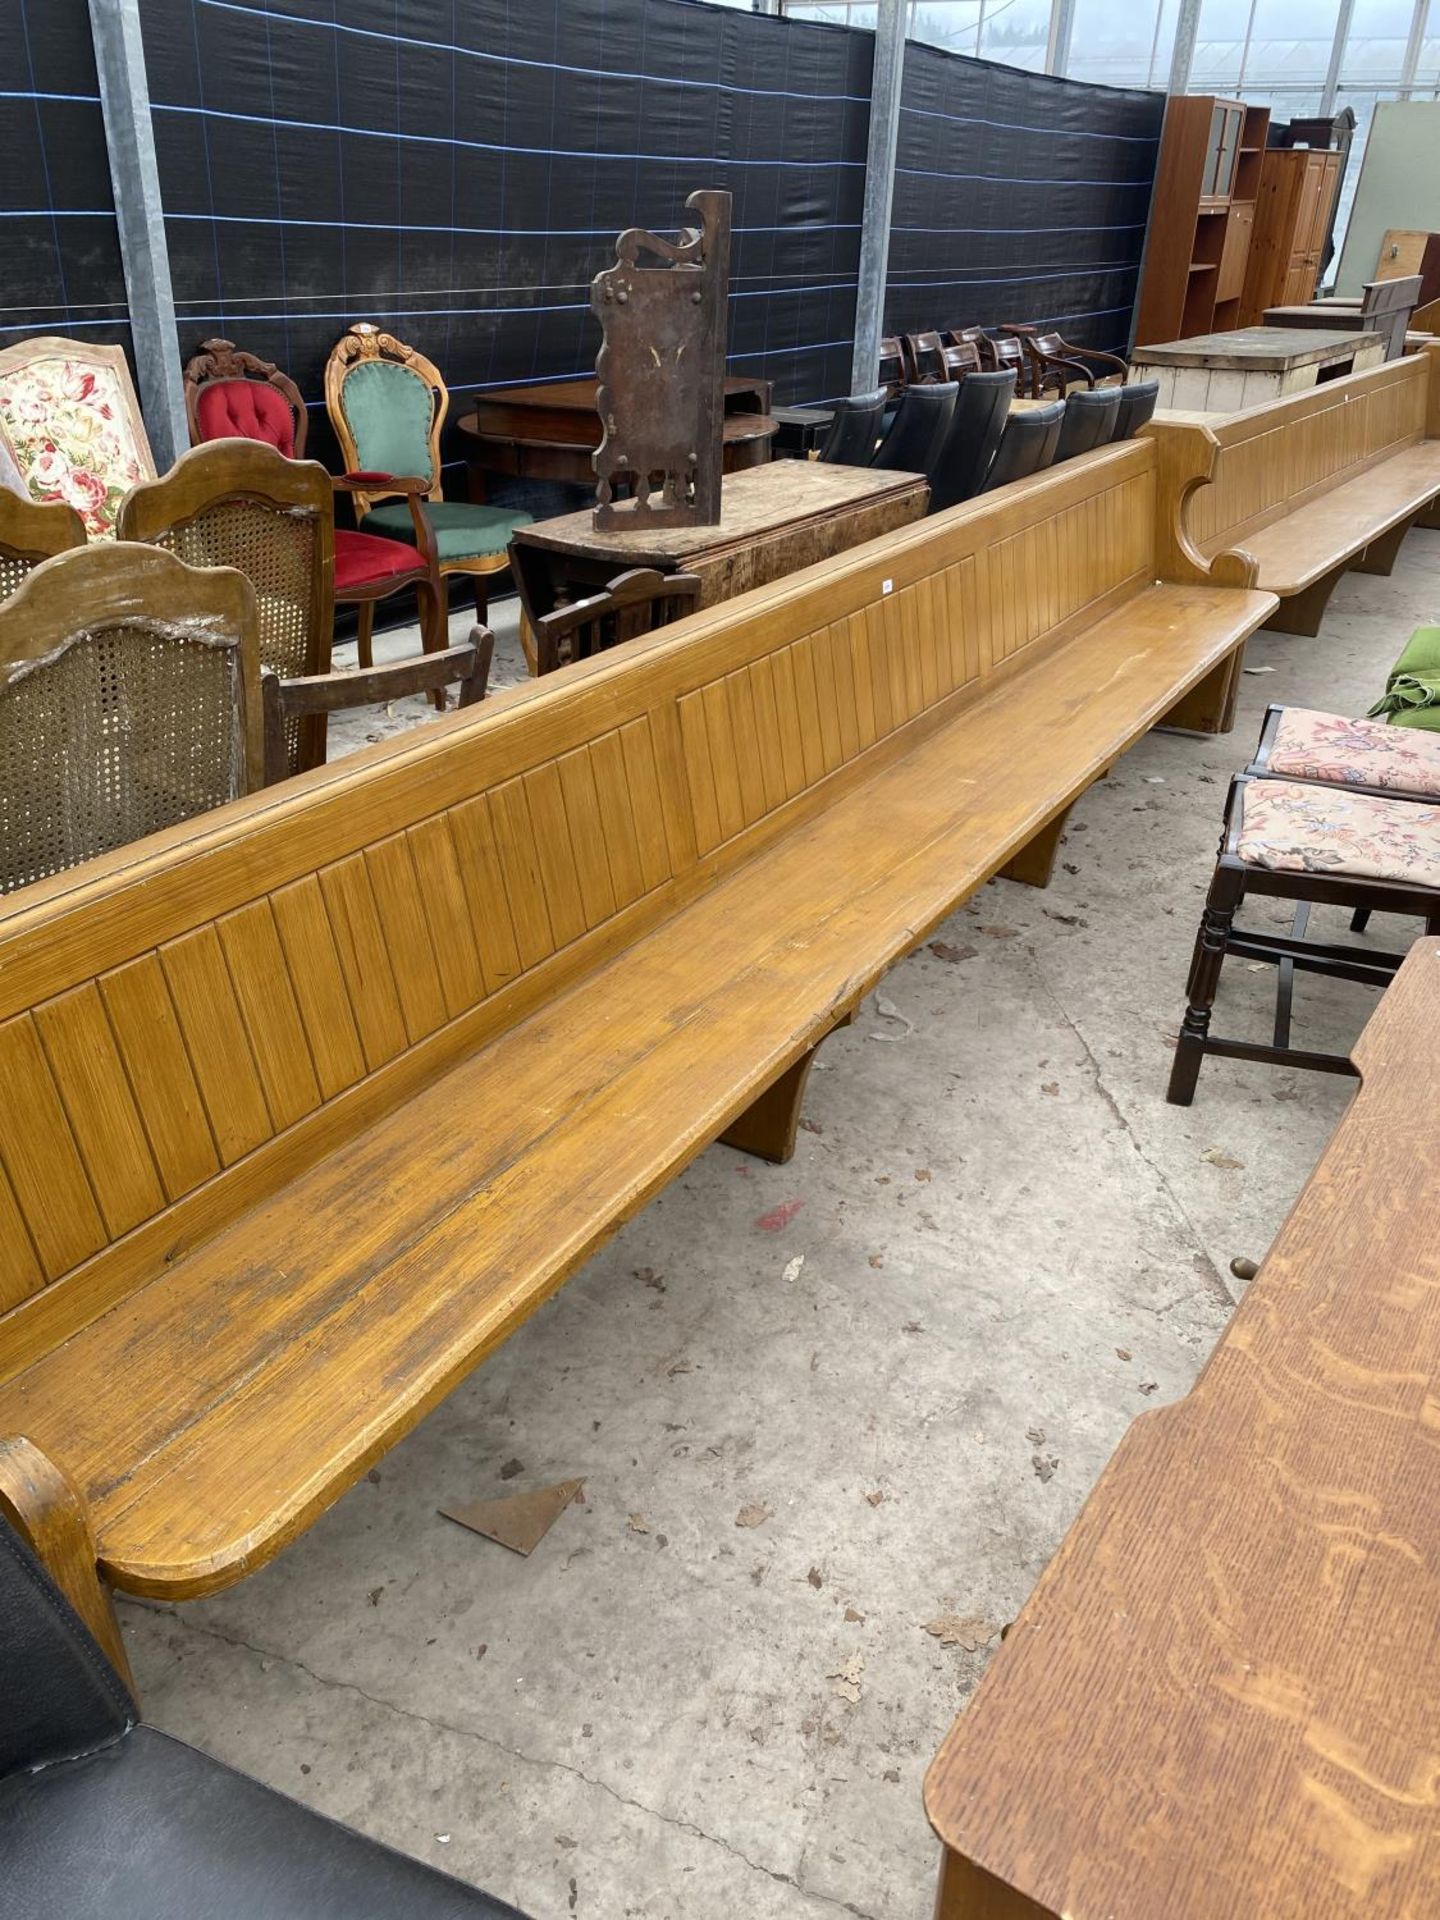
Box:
(138, 0), (871, 448)
(888, 47), (1162, 357)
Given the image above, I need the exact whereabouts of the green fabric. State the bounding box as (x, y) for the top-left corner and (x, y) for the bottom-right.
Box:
(1368, 625), (1440, 729)
(360, 499), (533, 561)
(340, 361), (436, 484)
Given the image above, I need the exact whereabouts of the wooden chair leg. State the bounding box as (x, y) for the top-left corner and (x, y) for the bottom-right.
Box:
(1160, 645), (1244, 735)
(0, 1434), (136, 1700)
(356, 601), (375, 670)
(935, 1847), (1053, 1919)
(472, 573), (488, 626)
(1351, 514), (1416, 577)
(721, 1011), (854, 1163)
(1167, 880), (1241, 1106)
(1000, 800), (1076, 888)
(1264, 562), (1347, 638)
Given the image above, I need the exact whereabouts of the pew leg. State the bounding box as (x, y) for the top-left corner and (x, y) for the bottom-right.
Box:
(0, 1434), (136, 1700)
(1000, 802), (1075, 888)
(1159, 645), (1244, 734)
(1417, 495), (1440, 532)
(1351, 514), (1417, 577)
(1264, 562), (1347, 638)
(721, 1013), (853, 1163)
(935, 1847), (1054, 1919)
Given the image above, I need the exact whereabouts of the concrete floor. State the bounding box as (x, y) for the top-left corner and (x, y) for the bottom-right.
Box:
(127, 527), (1439, 1919)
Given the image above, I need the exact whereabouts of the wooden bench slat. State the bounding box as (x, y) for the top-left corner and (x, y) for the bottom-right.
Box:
(0, 578), (1269, 1600)
(1232, 440), (1440, 590)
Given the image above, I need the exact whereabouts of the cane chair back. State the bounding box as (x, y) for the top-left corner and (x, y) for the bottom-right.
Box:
(0, 488), (87, 601)
(0, 543), (261, 894)
(534, 568), (702, 676)
(184, 337), (308, 457)
(0, 338), (154, 539)
(117, 441), (335, 777)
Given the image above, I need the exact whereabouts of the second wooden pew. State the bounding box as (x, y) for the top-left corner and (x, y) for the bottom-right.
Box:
(0, 438), (1275, 1679)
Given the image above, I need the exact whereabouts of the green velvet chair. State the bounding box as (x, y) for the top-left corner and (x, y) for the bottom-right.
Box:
(325, 323), (531, 629)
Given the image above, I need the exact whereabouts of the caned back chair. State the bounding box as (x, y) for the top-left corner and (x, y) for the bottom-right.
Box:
(324, 323), (531, 621)
(184, 337), (309, 456)
(0, 486), (87, 600)
(0, 543), (261, 895)
(533, 568), (702, 676)
(0, 337), (155, 539)
(117, 441), (334, 777)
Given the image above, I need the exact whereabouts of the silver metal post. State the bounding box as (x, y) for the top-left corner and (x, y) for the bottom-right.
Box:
(851, 0), (907, 396)
(1399, 0), (1431, 95)
(1320, 0), (1357, 114)
(1045, 0), (1077, 76)
(88, 0), (187, 471)
(1168, 0), (1203, 94)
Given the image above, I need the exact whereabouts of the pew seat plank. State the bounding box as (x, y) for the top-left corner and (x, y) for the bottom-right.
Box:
(1233, 439), (1440, 592)
(0, 578), (1269, 1603)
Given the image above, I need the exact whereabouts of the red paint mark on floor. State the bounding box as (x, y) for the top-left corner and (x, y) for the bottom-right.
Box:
(755, 1199), (804, 1233)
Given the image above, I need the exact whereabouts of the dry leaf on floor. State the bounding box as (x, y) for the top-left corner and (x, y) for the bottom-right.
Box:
(927, 941), (978, 963)
(1201, 1146), (1244, 1170)
(924, 1614), (998, 1653)
(829, 1653), (865, 1702)
(1032, 1453), (1059, 1484)
(439, 1479), (585, 1556)
(864, 1489), (885, 1507)
(735, 1502), (771, 1529)
(628, 1513), (651, 1534)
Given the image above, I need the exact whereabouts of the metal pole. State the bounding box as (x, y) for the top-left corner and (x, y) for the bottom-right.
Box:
(88, 0), (187, 471)
(851, 0), (907, 396)
(1168, 0), (1203, 94)
(1399, 0), (1431, 95)
(1045, 0), (1077, 76)
(1320, 0), (1357, 114)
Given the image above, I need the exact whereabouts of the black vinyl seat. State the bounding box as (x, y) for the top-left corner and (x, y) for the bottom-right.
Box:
(870, 380), (959, 479)
(1054, 387), (1122, 461)
(928, 370), (1015, 512)
(817, 387), (888, 465)
(0, 1520), (528, 1920)
(1110, 378), (1161, 442)
(980, 401), (1064, 493)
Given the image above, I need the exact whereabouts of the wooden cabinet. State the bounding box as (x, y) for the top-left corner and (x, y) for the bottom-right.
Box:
(1239, 148), (1341, 325)
(1135, 96), (1270, 347)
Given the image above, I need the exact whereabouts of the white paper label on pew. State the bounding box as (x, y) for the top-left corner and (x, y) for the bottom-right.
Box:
(882, 578), (894, 594)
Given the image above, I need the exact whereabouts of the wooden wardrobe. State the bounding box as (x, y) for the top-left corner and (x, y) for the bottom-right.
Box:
(1238, 148), (1342, 323)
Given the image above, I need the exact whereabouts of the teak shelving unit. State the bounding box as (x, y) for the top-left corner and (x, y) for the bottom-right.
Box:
(1135, 96), (1271, 347)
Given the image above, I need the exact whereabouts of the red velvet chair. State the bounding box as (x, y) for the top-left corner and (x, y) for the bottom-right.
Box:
(184, 338), (446, 662)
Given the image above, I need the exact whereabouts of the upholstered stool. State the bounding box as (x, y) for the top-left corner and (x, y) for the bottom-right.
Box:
(1167, 773), (1440, 1102)
(1248, 702), (1440, 798)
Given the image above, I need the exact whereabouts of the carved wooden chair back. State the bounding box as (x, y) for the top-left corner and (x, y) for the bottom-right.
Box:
(533, 568), (702, 676)
(939, 339), (983, 380)
(0, 489), (86, 601)
(0, 543), (261, 893)
(324, 324), (447, 520)
(260, 633), (493, 785)
(184, 338), (308, 457)
(978, 334), (1027, 386)
(910, 332), (949, 382)
(0, 338), (155, 540)
(117, 441), (335, 778)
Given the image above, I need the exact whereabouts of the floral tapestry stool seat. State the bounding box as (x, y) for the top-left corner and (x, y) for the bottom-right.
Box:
(1167, 772), (1440, 1103)
(1249, 703), (1440, 798)
(0, 337), (155, 539)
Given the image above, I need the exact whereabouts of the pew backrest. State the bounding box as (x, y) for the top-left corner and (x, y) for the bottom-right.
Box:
(0, 441), (1161, 1384)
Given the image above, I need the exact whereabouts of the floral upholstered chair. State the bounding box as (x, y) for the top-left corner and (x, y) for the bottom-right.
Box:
(325, 324), (531, 623)
(0, 338), (155, 539)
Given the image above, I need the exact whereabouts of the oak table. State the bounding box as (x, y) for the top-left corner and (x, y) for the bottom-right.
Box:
(508, 460), (929, 631)
(456, 375), (777, 496)
(1129, 325), (1385, 411)
(925, 935), (1440, 1920)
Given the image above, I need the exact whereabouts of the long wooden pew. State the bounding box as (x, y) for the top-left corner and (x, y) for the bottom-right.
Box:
(0, 439), (1274, 1684)
(1149, 342), (1440, 635)
(925, 935), (1440, 1920)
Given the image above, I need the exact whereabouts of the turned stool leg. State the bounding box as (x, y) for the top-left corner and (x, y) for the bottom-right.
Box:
(1168, 874), (1242, 1106)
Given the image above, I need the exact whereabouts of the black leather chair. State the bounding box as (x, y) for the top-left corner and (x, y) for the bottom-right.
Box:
(928, 370), (1014, 512)
(870, 380), (959, 480)
(1054, 386), (1122, 461)
(1110, 378), (1160, 443)
(0, 1520), (528, 1918)
(817, 387), (888, 466)
(980, 401), (1064, 493)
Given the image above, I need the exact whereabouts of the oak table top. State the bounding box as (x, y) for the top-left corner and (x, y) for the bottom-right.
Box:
(925, 936), (1440, 1920)
(1131, 325), (1383, 372)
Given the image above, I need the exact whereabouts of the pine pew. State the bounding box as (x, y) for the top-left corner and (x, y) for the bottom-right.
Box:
(925, 935), (1440, 1920)
(0, 439), (1275, 1682)
(1149, 342), (1440, 635)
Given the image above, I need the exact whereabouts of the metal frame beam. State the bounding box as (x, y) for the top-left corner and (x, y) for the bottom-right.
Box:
(1400, 0), (1432, 94)
(88, 0), (187, 471)
(1320, 0), (1358, 114)
(851, 0), (907, 396)
(1045, 0), (1076, 76)
(1168, 0), (1203, 94)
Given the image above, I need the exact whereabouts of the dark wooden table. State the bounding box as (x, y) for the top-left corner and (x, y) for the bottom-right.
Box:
(509, 460), (929, 632)
(924, 935), (1440, 1920)
(457, 376), (777, 496)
